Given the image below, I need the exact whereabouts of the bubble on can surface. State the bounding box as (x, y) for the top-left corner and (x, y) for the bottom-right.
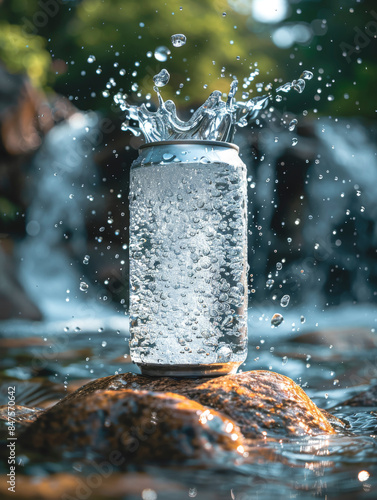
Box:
(129, 142), (248, 374)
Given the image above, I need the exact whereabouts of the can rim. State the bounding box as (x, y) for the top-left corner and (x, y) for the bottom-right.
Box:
(139, 140), (239, 152)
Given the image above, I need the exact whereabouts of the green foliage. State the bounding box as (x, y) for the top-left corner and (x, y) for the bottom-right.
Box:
(0, 197), (18, 221)
(0, 22), (51, 87)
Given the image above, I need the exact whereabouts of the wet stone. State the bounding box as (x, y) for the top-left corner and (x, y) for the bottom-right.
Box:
(20, 389), (245, 464)
(19, 371), (335, 463)
(339, 384), (377, 407)
(290, 327), (377, 351)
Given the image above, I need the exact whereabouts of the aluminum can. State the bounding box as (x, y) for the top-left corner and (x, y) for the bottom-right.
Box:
(129, 140), (248, 376)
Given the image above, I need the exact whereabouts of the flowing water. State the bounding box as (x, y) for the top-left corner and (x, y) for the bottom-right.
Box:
(0, 305), (377, 499)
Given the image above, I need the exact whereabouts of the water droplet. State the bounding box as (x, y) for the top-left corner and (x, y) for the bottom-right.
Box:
(153, 69), (170, 87)
(288, 119), (298, 131)
(276, 262), (283, 270)
(301, 70), (313, 80)
(101, 341), (107, 347)
(292, 78), (306, 93)
(292, 137), (298, 146)
(87, 55), (96, 63)
(275, 95), (283, 102)
(171, 33), (186, 47)
(282, 356), (288, 365)
(280, 295), (290, 307)
(300, 315), (306, 323)
(162, 152), (175, 161)
(266, 279), (274, 289)
(271, 313), (284, 327)
(80, 282), (89, 292)
(276, 82), (292, 93)
(83, 255), (90, 265)
(200, 156), (211, 164)
(216, 346), (232, 362)
(154, 46), (171, 62)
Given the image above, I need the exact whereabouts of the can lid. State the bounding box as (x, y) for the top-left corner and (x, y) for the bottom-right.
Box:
(139, 139), (239, 152)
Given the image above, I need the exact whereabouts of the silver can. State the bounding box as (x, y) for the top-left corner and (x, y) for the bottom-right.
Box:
(129, 140), (248, 376)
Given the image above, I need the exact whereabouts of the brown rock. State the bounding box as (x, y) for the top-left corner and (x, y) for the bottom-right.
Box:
(0, 405), (43, 425)
(290, 327), (377, 351)
(21, 389), (245, 464)
(25, 370), (334, 440)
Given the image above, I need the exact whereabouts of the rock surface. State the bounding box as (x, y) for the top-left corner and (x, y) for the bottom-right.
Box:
(290, 327), (377, 351)
(19, 370), (335, 465)
(339, 384), (377, 407)
(21, 389), (245, 464)
(41, 370), (335, 439)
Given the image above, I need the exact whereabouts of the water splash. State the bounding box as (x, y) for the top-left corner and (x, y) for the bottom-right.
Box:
(114, 69), (313, 143)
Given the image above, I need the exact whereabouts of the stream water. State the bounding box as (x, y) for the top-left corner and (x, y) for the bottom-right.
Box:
(0, 303), (377, 499)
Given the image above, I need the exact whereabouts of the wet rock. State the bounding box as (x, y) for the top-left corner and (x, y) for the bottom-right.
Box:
(339, 384), (377, 407)
(20, 389), (245, 464)
(0, 405), (43, 425)
(290, 327), (377, 351)
(23, 370), (334, 445)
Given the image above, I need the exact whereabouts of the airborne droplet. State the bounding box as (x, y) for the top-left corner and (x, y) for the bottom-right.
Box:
(79, 282), (89, 292)
(280, 294), (290, 307)
(288, 119), (298, 131)
(266, 279), (274, 289)
(153, 69), (170, 87)
(292, 78), (306, 93)
(271, 313), (284, 327)
(154, 46), (171, 62)
(301, 70), (313, 80)
(171, 34), (187, 47)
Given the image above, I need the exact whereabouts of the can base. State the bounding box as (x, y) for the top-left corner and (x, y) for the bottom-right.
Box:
(137, 361), (241, 378)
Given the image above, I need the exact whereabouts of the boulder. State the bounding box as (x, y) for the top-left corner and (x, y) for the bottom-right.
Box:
(20, 389), (245, 464)
(19, 370), (334, 465)
(339, 384), (377, 407)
